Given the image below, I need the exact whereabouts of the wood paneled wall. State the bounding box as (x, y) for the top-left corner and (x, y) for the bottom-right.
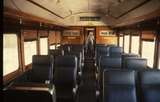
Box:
(61, 26), (118, 45)
(23, 30), (37, 41)
(49, 31), (61, 45)
(141, 30), (155, 41)
(96, 26), (117, 45)
(61, 26), (84, 44)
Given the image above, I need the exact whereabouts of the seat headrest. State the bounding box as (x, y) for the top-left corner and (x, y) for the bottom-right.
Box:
(125, 58), (147, 70)
(55, 55), (77, 67)
(122, 53), (139, 58)
(104, 70), (135, 85)
(100, 56), (121, 69)
(95, 44), (106, 47)
(96, 47), (109, 56)
(140, 70), (160, 85)
(109, 47), (123, 53)
(49, 49), (62, 56)
(106, 44), (116, 47)
(32, 55), (51, 65)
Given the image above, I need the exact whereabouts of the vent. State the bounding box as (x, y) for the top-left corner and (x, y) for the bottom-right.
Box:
(80, 16), (101, 21)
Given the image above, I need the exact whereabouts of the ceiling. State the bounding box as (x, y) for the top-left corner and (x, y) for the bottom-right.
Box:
(3, 0), (160, 26)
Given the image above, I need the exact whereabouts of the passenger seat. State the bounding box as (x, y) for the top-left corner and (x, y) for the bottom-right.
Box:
(53, 55), (78, 101)
(103, 70), (137, 102)
(140, 70), (160, 102)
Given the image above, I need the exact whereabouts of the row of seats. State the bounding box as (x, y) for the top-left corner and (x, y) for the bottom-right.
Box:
(103, 70), (160, 102)
(50, 44), (84, 75)
(4, 44), (85, 102)
(96, 44), (160, 102)
(96, 45), (147, 88)
(58, 44), (84, 62)
(95, 44), (123, 66)
(4, 54), (79, 102)
(99, 53), (147, 75)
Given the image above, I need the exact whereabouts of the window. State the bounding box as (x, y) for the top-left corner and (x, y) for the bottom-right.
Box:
(24, 41), (37, 65)
(131, 36), (139, 54)
(124, 35), (130, 53)
(40, 38), (48, 55)
(3, 34), (19, 76)
(119, 36), (123, 47)
(142, 41), (155, 68)
(56, 44), (61, 48)
(158, 42), (160, 69)
(50, 44), (56, 50)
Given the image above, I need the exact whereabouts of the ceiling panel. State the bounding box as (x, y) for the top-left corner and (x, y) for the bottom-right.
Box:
(109, 0), (149, 18)
(3, 0), (160, 26)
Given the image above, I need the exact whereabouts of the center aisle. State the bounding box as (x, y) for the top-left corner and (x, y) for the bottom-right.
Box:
(76, 53), (97, 102)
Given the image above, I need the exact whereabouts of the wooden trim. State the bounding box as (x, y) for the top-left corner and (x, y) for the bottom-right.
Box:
(139, 30), (142, 57)
(17, 29), (23, 73)
(47, 30), (50, 53)
(129, 32), (132, 53)
(3, 69), (21, 85)
(154, 31), (159, 69)
(25, 64), (32, 70)
(20, 30), (25, 71)
(117, 31), (120, 46)
(158, 41), (160, 69)
(37, 30), (40, 55)
(122, 32), (125, 52)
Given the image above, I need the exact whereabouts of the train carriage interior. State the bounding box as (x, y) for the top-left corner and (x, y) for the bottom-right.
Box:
(2, 0), (160, 102)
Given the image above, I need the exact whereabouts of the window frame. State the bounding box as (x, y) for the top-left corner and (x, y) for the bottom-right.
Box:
(119, 34), (124, 48)
(39, 37), (49, 55)
(131, 34), (140, 55)
(49, 43), (56, 50)
(158, 42), (160, 69)
(141, 40), (155, 68)
(157, 32), (160, 69)
(24, 40), (37, 66)
(124, 34), (130, 53)
(3, 33), (22, 84)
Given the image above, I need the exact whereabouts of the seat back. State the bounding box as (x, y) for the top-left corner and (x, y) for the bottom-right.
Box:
(99, 56), (121, 71)
(64, 51), (82, 73)
(99, 56), (121, 89)
(124, 58), (147, 70)
(140, 70), (160, 102)
(122, 53), (139, 68)
(30, 55), (53, 83)
(103, 70), (137, 102)
(109, 46), (123, 57)
(49, 49), (62, 56)
(54, 55), (77, 99)
(54, 55), (77, 100)
(96, 46), (109, 65)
